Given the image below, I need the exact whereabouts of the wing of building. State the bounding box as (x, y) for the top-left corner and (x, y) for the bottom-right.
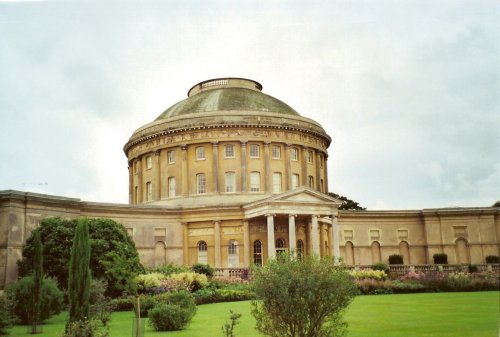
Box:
(1, 78), (499, 289)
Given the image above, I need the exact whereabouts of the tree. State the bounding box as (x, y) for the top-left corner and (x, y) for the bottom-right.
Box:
(18, 217), (144, 297)
(328, 192), (366, 211)
(251, 254), (358, 337)
(68, 219), (91, 324)
(31, 229), (43, 333)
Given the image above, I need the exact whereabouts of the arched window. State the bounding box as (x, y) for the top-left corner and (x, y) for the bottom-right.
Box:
(371, 241), (381, 264)
(276, 238), (286, 256)
(399, 241), (410, 264)
(197, 241), (208, 264)
(253, 240), (263, 266)
(345, 241), (355, 265)
(297, 240), (304, 260)
(228, 240), (239, 267)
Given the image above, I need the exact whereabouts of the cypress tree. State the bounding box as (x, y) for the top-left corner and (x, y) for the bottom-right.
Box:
(31, 229), (43, 333)
(68, 219), (91, 324)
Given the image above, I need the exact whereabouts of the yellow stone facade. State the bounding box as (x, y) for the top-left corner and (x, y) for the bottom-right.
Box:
(1, 78), (499, 289)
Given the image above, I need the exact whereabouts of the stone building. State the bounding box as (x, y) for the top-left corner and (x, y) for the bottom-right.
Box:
(1, 78), (499, 289)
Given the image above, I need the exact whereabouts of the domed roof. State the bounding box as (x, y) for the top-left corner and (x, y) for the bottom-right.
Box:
(155, 78), (299, 120)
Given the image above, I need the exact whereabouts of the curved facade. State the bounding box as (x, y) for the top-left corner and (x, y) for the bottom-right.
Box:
(124, 78), (331, 207)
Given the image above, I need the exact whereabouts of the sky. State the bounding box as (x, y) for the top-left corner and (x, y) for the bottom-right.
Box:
(0, 1), (498, 210)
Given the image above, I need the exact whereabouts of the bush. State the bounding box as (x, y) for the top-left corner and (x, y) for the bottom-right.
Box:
(355, 279), (393, 295)
(433, 253), (448, 264)
(0, 294), (13, 336)
(372, 262), (390, 274)
(467, 264), (478, 273)
(148, 303), (191, 331)
(162, 291), (196, 319)
(485, 255), (499, 264)
(169, 272), (208, 292)
(145, 263), (189, 276)
(350, 269), (387, 280)
(133, 295), (159, 317)
(5, 276), (64, 324)
(109, 297), (134, 312)
(191, 263), (214, 277)
(135, 273), (166, 292)
(90, 279), (114, 326)
(61, 319), (108, 337)
(390, 280), (425, 294)
(388, 254), (404, 265)
(193, 288), (255, 305)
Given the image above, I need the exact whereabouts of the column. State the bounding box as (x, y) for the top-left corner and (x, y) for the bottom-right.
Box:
(315, 151), (321, 192)
(285, 144), (291, 190)
(264, 142), (271, 193)
(181, 145), (188, 196)
(128, 163), (133, 204)
(266, 214), (276, 260)
(328, 225), (333, 257)
(243, 220), (250, 267)
(324, 154), (329, 193)
(288, 214), (297, 256)
(214, 220), (221, 267)
(320, 223), (326, 257)
(212, 142), (219, 194)
(306, 220), (312, 255)
(332, 215), (340, 259)
(155, 150), (161, 200)
(240, 141), (247, 192)
(138, 158), (143, 203)
(182, 223), (189, 265)
(301, 146), (308, 186)
(311, 215), (320, 255)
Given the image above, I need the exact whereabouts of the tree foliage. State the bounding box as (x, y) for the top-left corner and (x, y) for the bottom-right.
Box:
(251, 254), (358, 337)
(328, 192), (366, 211)
(18, 217), (144, 297)
(68, 219), (91, 324)
(31, 229), (43, 332)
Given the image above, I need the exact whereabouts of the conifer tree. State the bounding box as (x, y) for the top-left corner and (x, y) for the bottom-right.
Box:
(31, 229), (43, 333)
(68, 219), (91, 324)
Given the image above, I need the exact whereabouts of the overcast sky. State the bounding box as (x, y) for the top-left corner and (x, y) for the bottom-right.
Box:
(0, 1), (498, 210)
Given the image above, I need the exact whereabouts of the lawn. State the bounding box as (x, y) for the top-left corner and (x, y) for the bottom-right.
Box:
(8, 292), (499, 337)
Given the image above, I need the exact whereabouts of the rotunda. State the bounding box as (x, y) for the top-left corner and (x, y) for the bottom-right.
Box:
(124, 78), (332, 208)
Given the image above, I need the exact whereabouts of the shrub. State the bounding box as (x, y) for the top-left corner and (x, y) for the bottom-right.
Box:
(433, 253), (448, 264)
(485, 255), (499, 264)
(191, 263), (214, 277)
(350, 269), (387, 280)
(90, 279), (114, 326)
(388, 254), (404, 265)
(372, 262), (390, 274)
(447, 272), (473, 291)
(161, 290), (196, 319)
(390, 280), (425, 294)
(148, 303), (192, 331)
(169, 272), (208, 292)
(6, 276), (64, 324)
(355, 279), (393, 295)
(61, 319), (108, 337)
(193, 288), (255, 305)
(399, 271), (425, 282)
(467, 264), (478, 273)
(0, 294), (13, 336)
(109, 297), (134, 312)
(146, 263), (189, 276)
(133, 295), (158, 317)
(135, 273), (166, 292)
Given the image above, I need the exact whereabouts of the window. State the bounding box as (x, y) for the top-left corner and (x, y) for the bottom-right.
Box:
(126, 228), (134, 237)
(146, 181), (153, 201)
(134, 186), (139, 203)
(276, 238), (286, 256)
(225, 172), (235, 193)
(308, 176), (314, 188)
(292, 174), (300, 189)
(168, 177), (176, 197)
(253, 240), (263, 266)
(228, 240), (239, 267)
(307, 150), (313, 163)
(250, 172), (260, 192)
(197, 173), (206, 194)
(271, 145), (281, 159)
(167, 150), (175, 164)
(134, 161), (139, 173)
(198, 241), (208, 264)
(272, 172), (282, 193)
(320, 179), (324, 192)
(146, 156), (152, 169)
(196, 146), (205, 160)
(320, 155), (324, 168)
(250, 144), (260, 158)
(291, 147), (298, 161)
(297, 240), (304, 260)
(225, 144), (234, 158)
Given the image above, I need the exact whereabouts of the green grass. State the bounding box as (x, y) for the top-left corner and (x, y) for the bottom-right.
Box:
(9, 292), (499, 337)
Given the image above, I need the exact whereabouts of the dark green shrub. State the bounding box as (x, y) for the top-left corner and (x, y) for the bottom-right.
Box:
(90, 279), (114, 326)
(388, 254), (404, 265)
(193, 288), (255, 305)
(163, 291), (196, 319)
(191, 263), (214, 277)
(148, 304), (192, 331)
(109, 297), (134, 312)
(433, 253), (448, 264)
(62, 319), (108, 337)
(372, 262), (389, 274)
(485, 255), (499, 264)
(0, 294), (13, 336)
(133, 295), (158, 317)
(146, 263), (189, 276)
(5, 276), (64, 324)
(467, 265), (478, 273)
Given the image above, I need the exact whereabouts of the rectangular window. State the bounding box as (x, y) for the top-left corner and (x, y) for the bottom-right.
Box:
(308, 175), (314, 188)
(272, 172), (282, 193)
(250, 172), (260, 192)
(196, 146), (205, 160)
(225, 172), (235, 192)
(307, 150), (313, 163)
(168, 177), (176, 197)
(146, 181), (153, 201)
(197, 173), (206, 194)
(167, 150), (175, 164)
(292, 174), (299, 189)
(291, 147), (298, 161)
(271, 145), (281, 159)
(146, 156), (153, 169)
(249, 144), (260, 158)
(225, 144), (235, 158)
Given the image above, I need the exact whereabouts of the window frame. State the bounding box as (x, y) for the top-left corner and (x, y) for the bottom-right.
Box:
(272, 172), (282, 193)
(225, 171), (236, 193)
(225, 144), (235, 158)
(250, 171), (261, 192)
(292, 174), (300, 189)
(167, 150), (176, 164)
(146, 156), (153, 169)
(196, 146), (206, 160)
(196, 173), (206, 194)
(249, 144), (260, 158)
(168, 176), (176, 197)
(291, 147), (298, 161)
(271, 145), (281, 159)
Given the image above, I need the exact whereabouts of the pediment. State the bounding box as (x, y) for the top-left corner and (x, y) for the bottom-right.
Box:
(243, 187), (341, 209)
